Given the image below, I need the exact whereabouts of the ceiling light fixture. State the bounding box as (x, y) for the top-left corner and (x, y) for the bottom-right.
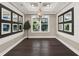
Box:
(37, 2), (43, 18)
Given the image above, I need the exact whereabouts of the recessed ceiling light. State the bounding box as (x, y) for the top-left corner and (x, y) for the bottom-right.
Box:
(32, 4), (34, 7)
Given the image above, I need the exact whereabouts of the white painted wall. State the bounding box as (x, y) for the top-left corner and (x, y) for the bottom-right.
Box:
(56, 2), (79, 55)
(24, 14), (56, 38)
(0, 2), (24, 55)
(0, 2), (79, 56)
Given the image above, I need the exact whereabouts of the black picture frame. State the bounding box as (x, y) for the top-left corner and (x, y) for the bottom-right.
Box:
(0, 4), (23, 38)
(18, 15), (23, 32)
(18, 24), (23, 31)
(1, 23), (11, 35)
(19, 16), (23, 23)
(58, 8), (74, 35)
(58, 14), (64, 31)
(1, 8), (11, 21)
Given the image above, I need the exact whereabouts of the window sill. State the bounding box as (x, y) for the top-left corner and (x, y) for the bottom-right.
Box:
(31, 31), (49, 33)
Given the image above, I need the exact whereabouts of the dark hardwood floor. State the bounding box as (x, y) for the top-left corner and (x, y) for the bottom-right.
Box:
(4, 38), (77, 56)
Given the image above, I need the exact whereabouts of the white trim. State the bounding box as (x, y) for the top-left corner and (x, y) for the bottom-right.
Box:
(1, 35), (79, 56)
(0, 37), (25, 56)
(31, 15), (49, 33)
(56, 36), (79, 55)
(25, 36), (56, 38)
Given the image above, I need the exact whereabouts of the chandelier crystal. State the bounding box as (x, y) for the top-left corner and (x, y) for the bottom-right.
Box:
(37, 2), (43, 18)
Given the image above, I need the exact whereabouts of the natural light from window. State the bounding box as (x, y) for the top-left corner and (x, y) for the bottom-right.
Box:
(31, 15), (49, 32)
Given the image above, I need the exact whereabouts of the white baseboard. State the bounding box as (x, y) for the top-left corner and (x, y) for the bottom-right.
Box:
(24, 36), (56, 38)
(56, 36), (79, 55)
(0, 37), (25, 56)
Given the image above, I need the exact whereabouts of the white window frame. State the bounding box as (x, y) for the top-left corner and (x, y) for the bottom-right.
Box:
(31, 15), (49, 33)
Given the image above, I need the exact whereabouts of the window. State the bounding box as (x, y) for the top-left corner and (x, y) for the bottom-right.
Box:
(31, 15), (49, 32)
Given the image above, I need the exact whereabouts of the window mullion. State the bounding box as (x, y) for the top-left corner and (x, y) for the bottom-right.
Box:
(40, 19), (41, 32)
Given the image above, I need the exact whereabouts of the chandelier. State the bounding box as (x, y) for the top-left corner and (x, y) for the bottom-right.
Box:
(37, 2), (43, 18)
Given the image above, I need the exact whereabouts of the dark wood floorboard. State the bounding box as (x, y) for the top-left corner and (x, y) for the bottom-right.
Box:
(4, 38), (77, 56)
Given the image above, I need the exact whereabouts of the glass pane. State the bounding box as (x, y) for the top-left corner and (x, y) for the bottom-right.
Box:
(64, 23), (72, 32)
(12, 13), (18, 22)
(19, 16), (23, 23)
(59, 24), (63, 31)
(41, 18), (48, 31)
(59, 15), (63, 23)
(12, 24), (18, 32)
(19, 24), (22, 31)
(1, 23), (11, 35)
(64, 11), (72, 22)
(2, 8), (11, 21)
(32, 18), (40, 31)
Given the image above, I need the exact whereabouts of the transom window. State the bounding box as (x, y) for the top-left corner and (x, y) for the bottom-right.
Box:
(31, 15), (49, 32)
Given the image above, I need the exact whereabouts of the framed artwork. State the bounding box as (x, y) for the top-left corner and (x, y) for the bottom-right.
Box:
(19, 16), (23, 23)
(64, 11), (72, 22)
(12, 24), (18, 32)
(58, 15), (63, 23)
(0, 4), (23, 38)
(19, 24), (23, 31)
(58, 15), (64, 31)
(1, 8), (11, 21)
(58, 8), (74, 35)
(64, 23), (72, 32)
(12, 13), (18, 22)
(58, 24), (63, 31)
(1, 23), (11, 35)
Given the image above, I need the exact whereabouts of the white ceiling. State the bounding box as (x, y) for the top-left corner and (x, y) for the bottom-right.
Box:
(9, 2), (72, 14)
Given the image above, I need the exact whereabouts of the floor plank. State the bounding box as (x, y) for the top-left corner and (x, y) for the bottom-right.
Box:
(4, 38), (77, 56)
